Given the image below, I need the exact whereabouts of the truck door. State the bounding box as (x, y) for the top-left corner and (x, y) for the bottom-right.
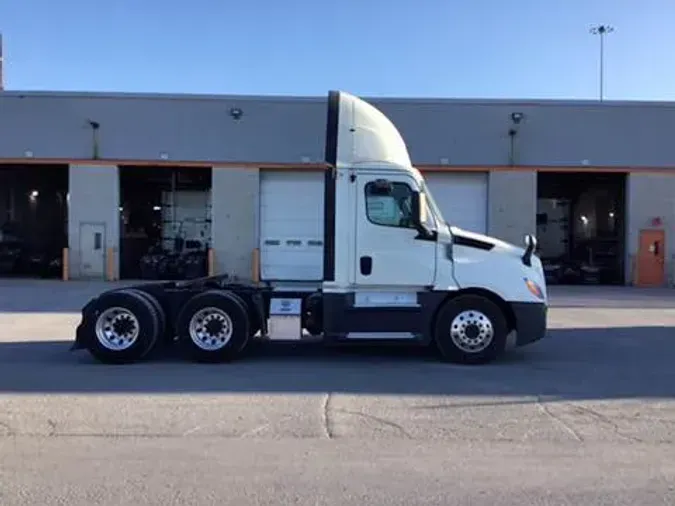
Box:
(355, 174), (436, 288)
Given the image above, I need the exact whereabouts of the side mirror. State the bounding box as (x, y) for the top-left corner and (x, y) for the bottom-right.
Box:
(410, 191), (427, 228)
(522, 234), (538, 267)
(525, 234), (537, 250)
(411, 191), (433, 240)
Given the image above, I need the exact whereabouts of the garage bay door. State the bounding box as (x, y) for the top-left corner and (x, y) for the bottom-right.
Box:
(259, 171), (324, 281)
(424, 172), (488, 234)
(259, 170), (487, 280)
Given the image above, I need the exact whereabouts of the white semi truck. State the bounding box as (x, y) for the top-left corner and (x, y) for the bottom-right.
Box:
(72, 90), (548, 365)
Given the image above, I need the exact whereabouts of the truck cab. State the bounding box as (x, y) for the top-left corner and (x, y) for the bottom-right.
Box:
(313, 91), (547, 362)
(73, 90), (547, 365)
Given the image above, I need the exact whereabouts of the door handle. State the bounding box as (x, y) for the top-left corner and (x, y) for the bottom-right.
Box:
(360, 256), (372, 276)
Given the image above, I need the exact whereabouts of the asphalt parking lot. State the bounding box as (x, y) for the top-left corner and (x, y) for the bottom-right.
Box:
(0, 280), (674, 505)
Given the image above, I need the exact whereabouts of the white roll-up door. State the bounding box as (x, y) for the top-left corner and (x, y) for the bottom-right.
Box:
(259, 171), (324, 281)
(424, 172), (488, 233)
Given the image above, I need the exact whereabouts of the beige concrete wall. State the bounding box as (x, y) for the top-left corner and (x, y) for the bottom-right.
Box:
(487, 170), (537, 246)
(626, 173), (675, 286)
(211, 167), (259, 281)
(67, 165), (120, 280)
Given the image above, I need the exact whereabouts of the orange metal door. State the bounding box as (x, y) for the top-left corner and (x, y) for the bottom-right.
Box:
(636, 229), (665, 287)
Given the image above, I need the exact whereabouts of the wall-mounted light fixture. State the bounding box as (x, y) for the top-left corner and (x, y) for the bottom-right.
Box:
(508, 112), (525, 166)
(510, 112), (524, 125)
(229, 107), (243, 120)
(87, 120), (101, 159)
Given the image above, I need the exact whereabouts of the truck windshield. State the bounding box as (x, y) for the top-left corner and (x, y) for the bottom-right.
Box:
(420, 181), (445, 228)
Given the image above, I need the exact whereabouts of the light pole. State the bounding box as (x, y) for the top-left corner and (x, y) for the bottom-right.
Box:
(0, 33), (4, 91)
(590, 24), (614, 101)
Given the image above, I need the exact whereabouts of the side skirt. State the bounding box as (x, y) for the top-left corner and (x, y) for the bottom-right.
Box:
(322, 291), (448, 346)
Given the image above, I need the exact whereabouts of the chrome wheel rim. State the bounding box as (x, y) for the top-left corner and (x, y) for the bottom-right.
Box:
(450, 310), (494, 353)
(188, 307), (233, 351)
(94, 307), (140, 351)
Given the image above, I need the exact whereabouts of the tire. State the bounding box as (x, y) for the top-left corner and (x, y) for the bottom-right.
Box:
(176, 290), (250, 363)
(433, 295), (508, 365)
(303, 293), (323, 336)
(124, 289), (168, 349)
(83, 289), (161, 364)
(239, 295), (261, 339)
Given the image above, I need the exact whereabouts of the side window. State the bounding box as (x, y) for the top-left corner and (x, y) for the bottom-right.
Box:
(365, 180), (415, 229)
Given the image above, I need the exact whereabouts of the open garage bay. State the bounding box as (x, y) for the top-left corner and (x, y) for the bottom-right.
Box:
(0, 281), (674, 505)
(0, 164), (68, 279)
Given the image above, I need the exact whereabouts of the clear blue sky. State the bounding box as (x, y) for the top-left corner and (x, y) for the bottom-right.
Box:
(1, 0), (673, 100)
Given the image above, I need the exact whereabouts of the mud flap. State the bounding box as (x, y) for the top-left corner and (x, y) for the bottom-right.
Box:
(70, 298), (98, 351)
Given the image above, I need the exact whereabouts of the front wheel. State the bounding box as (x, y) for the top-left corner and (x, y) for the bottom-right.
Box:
(433, 295), (508, 365)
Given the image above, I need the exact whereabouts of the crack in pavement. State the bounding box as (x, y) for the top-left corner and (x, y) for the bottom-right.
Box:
(238, 423), (273, 439)
(570, 403), (644, 443)
(336, 409), (413, 439)
(322, 393), (334, 439)
(46, 419), (57, 437)
(536, 396), (584, 442)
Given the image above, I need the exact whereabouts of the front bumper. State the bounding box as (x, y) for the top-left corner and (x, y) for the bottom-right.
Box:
(511, 301), (548, 346)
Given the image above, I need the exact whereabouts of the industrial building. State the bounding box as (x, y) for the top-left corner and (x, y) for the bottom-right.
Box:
(0, 89), (674, 287)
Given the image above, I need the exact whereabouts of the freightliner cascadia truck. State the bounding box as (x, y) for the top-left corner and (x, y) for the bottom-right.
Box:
(72, 90), (548, 365)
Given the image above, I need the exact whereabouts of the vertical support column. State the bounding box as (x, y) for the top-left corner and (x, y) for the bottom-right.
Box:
(211, 166), (259, 280)
(68, 164), (120, 280)
(626, 173), (675, 286)
(487, 170), (537, 245)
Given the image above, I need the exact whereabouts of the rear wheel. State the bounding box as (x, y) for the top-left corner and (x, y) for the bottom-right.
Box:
(124, 289), (166, 339)
(84, 289), (161, 364)
(433, 295), (508, 365)
(177, 290), (250, 363)
(303, 292), (323, 336)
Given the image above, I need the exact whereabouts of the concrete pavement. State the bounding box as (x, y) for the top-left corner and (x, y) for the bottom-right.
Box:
(0, 281), (674, 505)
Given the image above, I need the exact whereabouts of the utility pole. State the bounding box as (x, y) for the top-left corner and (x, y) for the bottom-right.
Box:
(590, 25), (614, 101)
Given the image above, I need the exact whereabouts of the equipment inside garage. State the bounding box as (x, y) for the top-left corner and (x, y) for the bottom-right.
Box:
(0, 164), (68, 278)
(119, 166), (212, 280)
(537, 171), (626, 285)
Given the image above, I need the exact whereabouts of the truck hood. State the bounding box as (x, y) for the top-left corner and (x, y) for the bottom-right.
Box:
(450, 226), (525, 257)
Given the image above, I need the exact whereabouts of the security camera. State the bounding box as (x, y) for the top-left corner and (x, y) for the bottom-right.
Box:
(510, 112), (524, 124)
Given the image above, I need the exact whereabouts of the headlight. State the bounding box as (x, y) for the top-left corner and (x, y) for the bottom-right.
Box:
(524, 278), (545, 300)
